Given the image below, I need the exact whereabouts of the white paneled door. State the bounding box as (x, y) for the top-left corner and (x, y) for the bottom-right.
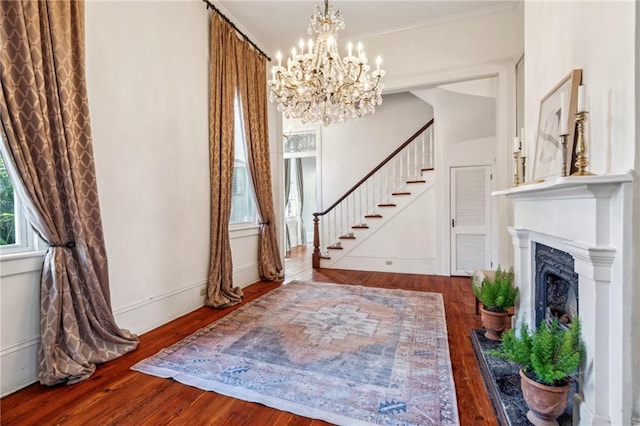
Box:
(450, 165), (491, 276)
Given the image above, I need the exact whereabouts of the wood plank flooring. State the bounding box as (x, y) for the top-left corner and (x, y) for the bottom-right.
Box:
(1, 246), (497, 425)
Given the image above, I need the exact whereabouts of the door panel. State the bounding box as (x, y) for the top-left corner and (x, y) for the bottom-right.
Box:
(450, 166), (491, 275)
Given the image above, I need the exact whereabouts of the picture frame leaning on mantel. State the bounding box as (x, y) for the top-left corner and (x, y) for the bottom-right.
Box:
(532, 69), (582, 181)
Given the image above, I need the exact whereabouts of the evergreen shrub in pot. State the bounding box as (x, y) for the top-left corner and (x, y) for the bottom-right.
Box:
(472, 266), (518, 340)
(490, 318), (585, 426)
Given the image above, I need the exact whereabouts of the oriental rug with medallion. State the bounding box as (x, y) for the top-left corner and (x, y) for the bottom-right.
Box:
(131, 280), (459, 425)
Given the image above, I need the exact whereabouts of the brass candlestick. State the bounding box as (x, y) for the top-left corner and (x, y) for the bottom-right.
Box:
(560, 133), (569, 177)
(572, 111), (594, 176)
(513, 150), (521, 186)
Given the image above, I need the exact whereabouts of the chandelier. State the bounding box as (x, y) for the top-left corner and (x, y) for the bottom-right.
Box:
(268, 0), (385, 126)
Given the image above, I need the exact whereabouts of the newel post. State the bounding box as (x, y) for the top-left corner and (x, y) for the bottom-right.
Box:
(312, 214), (320, 269)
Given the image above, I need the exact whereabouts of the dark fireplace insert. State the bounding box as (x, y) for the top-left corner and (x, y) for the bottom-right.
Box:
(534, 243), (579, 327)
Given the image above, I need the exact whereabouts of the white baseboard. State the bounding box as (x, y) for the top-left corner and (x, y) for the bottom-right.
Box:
(0, 262), (261, 398)
(0, 337), (39, 397)
(332, 255), (436, 275)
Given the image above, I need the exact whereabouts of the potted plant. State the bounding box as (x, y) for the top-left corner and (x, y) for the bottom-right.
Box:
(490, 318), (585, 426)
(472, 266), (518, 340)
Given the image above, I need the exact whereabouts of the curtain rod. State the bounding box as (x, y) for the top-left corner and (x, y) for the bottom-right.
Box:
(202, 0), (271, 62)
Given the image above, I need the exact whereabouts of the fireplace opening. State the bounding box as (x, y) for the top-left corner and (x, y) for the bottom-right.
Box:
(534, 243), (578, 327)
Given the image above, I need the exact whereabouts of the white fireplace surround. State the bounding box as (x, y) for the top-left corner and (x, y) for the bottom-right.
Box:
(494, 173), (635, 426)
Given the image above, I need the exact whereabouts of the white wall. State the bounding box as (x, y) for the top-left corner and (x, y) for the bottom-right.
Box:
(524, 2), (638, 423)
(413, 83), (504, 275)
(318, 92), (433, 206)
(635, 6), (640, 423)
(523, 2), (635, 176)
(366, 5), (523, 92)
(0, 1), (266, 397)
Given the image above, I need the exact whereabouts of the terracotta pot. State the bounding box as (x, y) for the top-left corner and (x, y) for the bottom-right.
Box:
(519, 369), (570, 426)
(480, 307), (508, 341)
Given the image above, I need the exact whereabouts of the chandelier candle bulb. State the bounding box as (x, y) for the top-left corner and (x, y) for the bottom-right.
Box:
(308, 39), (313, 54)
(276, 51), (282, 67)
(347, 42), (353, 57)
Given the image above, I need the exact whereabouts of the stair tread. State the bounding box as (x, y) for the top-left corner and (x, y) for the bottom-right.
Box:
(320, 255), (331, 260)
(364, 214), (383, 218)
(339, 235), (356, 239)
(327, 245), (343, 250)
(421, 167), (435, 172)
(351, 224), (369, 229)
(406, 179), (426, 184)
(377, 203), (397, 207)
(391, 191), (411, 196)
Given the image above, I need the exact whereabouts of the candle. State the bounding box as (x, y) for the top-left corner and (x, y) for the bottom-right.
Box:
(513, 136), (520, 152)
(308, 39), (313, 55)
(298, 39), (305, 52)
(347, 42), (353, 57)
(577, 85), (586, 112)
(376, 56), (382, 72)
(276, 51), (282, 67)
(357, 42), (363, 56)
(559, 92), (568, 134)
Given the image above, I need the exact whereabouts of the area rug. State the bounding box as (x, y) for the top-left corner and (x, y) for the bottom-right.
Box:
(131, 280), (459, 425)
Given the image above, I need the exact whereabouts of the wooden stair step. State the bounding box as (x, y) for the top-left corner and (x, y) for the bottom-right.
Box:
(339, 234), (356, 240)
(351, 224), (369, 229)
(364, 214), (383, 219)
(392, 191), (411, 196)
(421, 167), (435, 172)
(320, 254), (331, 260)
(327, 245), (343, 250)
(406, 179), (426, 184)
(377, 203), (397, 207)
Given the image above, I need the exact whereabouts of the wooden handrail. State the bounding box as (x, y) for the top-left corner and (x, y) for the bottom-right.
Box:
(312, 118), (434, 219)
(311, 118), (434, 268)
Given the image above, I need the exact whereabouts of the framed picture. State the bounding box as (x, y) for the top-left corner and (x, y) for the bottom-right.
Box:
(532, 69), (582, 181)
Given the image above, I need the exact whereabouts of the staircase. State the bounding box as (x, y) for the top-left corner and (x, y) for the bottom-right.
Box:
(312, 119), (435, 269)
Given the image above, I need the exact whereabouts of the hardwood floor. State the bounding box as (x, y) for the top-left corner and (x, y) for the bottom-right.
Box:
(1, 245), (497, 425)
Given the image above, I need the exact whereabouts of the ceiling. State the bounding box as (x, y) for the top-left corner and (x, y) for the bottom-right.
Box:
(217, 1), (513, 57)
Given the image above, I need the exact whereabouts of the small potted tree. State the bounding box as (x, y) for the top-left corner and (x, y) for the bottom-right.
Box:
(472, 266), (517, 341)
(490, 318), (585, 426)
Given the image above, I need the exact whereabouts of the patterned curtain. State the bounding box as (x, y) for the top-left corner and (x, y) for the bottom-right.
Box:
(283, 158), (291, 252)
(206, 13), (244, 307)
(0, 0), (138, 385)
(236, 42), (284, 281)
(295, 157), (307, 244)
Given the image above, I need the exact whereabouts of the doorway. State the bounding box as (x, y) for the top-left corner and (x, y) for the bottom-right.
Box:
(283, 129), (320, 257)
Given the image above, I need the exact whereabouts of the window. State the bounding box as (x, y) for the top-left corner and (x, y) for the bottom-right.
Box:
(285, 159), (299, 219)
(0, 141), (41, 256)
(229, 96), (257, 226)
(0, 152), (16, 246)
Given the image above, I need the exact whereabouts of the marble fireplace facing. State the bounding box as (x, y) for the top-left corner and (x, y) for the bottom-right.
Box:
(494, 173), (635, 426)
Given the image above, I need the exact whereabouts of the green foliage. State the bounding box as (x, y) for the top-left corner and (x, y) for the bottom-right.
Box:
(489, 318), (585, 386)
(472, 266), (518, 312)
(0, 154), (15, 245)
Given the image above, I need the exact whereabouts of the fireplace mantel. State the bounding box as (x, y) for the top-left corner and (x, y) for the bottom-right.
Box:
(493, 173), (632, 200)
(493, 172), (635, 425)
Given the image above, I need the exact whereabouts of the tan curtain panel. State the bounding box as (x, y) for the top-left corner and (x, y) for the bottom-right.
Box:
(236, 42), (284, 282)
(0, 0), (138, 385)
(206, 13), (244, 307)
